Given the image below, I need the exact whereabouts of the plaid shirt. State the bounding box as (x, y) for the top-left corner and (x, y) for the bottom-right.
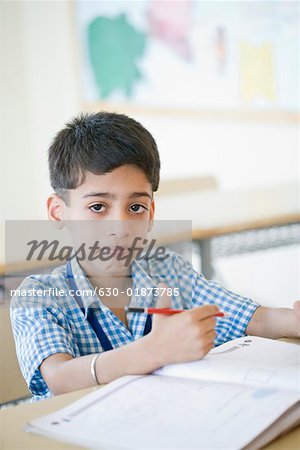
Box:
(10, 250), (259, 399)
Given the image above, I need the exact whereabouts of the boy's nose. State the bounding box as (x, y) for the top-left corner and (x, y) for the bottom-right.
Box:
(107, 219), (131, 238)
(108, 209), (129, 222)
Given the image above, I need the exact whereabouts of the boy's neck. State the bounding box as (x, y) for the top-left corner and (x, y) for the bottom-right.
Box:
(79, 260), (133, 308)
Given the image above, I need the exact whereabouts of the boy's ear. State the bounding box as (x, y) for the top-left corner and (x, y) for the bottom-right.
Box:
(148, 198), (155, 232)
(47, 194), (65, 228)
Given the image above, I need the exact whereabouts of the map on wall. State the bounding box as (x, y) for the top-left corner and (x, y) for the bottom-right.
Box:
(75, 1), (299, 113)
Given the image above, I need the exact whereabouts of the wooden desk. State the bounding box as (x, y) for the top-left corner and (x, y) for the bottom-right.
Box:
(0, 383), (299, 450)
(0, 387), (97, 450)
(155, 182), (300, 278)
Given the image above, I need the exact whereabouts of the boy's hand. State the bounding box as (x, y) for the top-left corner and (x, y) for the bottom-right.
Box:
(149, 283), (218, 367)
(293, 301), (300, 337)
(246, 301), (300, 340)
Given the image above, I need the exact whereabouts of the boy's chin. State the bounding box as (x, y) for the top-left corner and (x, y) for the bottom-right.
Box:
(90, 260), (132, 276)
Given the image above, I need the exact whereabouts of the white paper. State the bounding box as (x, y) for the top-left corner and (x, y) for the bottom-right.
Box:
(27, 374), (300, 450)
(156, 336), (300, 393)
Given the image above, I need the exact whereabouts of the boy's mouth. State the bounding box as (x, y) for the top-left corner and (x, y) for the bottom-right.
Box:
(106, 246), (132, 255)
(108, 245), (127, 251)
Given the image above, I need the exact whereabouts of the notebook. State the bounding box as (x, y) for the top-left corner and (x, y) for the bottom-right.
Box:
(26, 336), (300, 450)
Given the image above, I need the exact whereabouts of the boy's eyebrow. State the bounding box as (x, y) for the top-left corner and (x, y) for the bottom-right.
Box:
(129, 192), (152, 199)
(82, 191), (152, 200)
(82, 192), (113, 199)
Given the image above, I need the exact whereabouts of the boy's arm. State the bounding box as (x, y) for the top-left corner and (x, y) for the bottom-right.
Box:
(40, 302), (218, 395)
(246, 301), (300, 339)
(40, 334), (161, 395)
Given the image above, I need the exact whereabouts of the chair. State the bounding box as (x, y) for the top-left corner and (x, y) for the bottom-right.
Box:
(0, 263), (62, 405)
(0, 303), (30, 405)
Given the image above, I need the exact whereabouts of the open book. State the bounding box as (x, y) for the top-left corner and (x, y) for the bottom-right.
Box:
(26, 336), (300, 450)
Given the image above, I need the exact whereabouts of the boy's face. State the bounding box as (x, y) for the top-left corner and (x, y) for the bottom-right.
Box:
(48, 164), (155, 275)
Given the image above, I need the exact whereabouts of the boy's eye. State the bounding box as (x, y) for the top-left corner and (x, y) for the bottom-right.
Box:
(90, 203), (105, 213)
(129, 204), (147, 214)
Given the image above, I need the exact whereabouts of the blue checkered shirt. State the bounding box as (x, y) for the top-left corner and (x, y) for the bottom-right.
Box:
(10, 250), (260, 399)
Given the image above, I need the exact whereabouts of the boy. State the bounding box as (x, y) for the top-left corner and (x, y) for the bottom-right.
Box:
(11, 112), (300, 400)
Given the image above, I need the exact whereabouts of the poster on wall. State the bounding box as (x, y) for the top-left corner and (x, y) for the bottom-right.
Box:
(74, 1), (299, 116)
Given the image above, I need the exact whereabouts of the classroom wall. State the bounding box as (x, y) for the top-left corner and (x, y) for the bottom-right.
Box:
(2, 1), (80, 221)
(2, 1), (299, 222)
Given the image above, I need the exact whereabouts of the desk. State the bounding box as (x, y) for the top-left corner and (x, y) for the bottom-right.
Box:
(0, 383), (299, 450)
(0, 387), (96, 450)
(155, 183), (300, 278)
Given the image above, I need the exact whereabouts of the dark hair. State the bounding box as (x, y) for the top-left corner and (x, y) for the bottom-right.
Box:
(48, 112), (160, 202)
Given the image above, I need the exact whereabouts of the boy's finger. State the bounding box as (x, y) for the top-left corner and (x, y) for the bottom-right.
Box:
(187, 304), (219, 321)
(197, 316), (217, 334)
(293, 300), (300, 319)
(155, 283), (172, 309)
(152, 283), (172, 328)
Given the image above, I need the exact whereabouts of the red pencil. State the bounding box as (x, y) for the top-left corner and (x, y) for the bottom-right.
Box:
(125, 307), (228, 317)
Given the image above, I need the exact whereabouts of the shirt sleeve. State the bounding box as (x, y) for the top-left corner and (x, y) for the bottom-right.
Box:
(171, 252), (261, 346)
(192, 273), (260, 345)
(10, 277), (76, 397)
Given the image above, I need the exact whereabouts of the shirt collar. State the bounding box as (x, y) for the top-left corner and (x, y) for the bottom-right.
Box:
(130, 258), (157, 308)
(69, 257), (102, 313)
(69, 257), (158, 310)
(67, 257), (159, 339)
